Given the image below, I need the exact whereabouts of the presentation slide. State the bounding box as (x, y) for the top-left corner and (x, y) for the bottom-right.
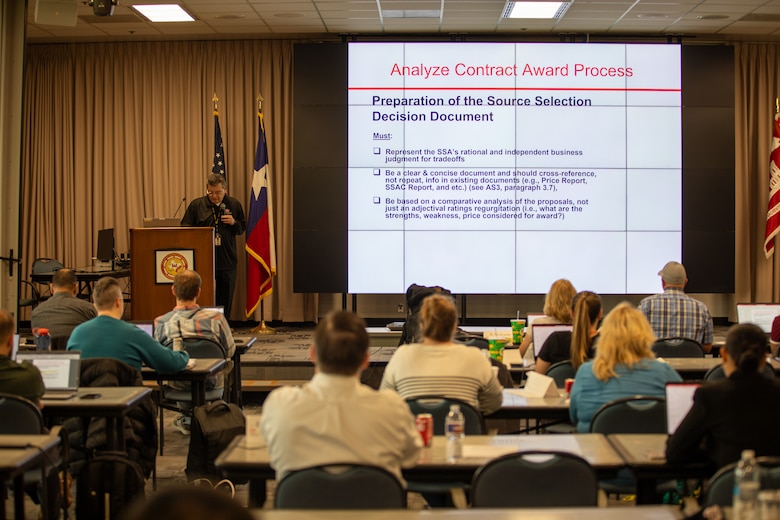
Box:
(348, 42), (681, 295)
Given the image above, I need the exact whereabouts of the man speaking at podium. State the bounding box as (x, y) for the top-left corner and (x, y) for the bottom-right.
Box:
(181, 173), (246, 320)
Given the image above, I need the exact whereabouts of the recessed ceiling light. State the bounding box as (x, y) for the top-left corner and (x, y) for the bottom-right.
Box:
(636, 13), (669, 20)
(132, 4), (195, 22)
(274, 13), (305, 18)
(697, 15), (728, 21)
(503, 1), (570, 19)
(382, 10), (441, 19)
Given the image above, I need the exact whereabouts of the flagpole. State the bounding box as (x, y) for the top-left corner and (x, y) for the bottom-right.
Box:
(252, 93), (275, 335)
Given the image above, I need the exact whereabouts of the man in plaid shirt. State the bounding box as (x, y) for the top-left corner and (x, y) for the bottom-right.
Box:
(639, 261), (714, 354)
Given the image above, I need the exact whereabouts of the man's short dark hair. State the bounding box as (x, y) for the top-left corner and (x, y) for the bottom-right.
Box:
(0, 308), (13, 345)
(207, 173), (226, 189)
(173, 270), (202, 301)
(52, 268), (78, 290)
(123, 485), (252, 520)
(314, 311), (369, 375)
(93, 277), (121, 310)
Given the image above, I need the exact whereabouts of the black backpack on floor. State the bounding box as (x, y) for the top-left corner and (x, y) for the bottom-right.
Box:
(186, 400), (246, 483)
(75, 452), (145, 520)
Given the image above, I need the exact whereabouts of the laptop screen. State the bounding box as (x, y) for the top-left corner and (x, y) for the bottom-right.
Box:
(532, 323), (573, 357)
(526, 313), (546, 328)
(96, 228), (114, 262)
(665, 382), (700, 435)
(736, 303), (780, 334)
(133, 322), (154, 337)
(15, 351), (81, 390)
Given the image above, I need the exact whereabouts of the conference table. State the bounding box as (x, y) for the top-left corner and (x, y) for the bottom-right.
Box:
(488, 389), (570, 422)
(216, 433), (625, 508)
(142, 358), (227, 407)
(41, 386), (151, 451)
(30, 265), (130, 299)
(0, 433), (61, 520)
(607, 434), (712, 505)
(251, 507), (684, 520)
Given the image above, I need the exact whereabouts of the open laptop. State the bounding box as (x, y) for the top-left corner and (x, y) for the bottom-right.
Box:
(526, 313), (546, 328)
(133, 322), (154, 337)
(665, 382), (701, 435)
(15, 351), (81, 400)
(532, 323), (573, 357)
(736, 303), (780, 334)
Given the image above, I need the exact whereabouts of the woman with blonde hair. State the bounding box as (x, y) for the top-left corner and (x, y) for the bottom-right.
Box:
(535, 290), (601, 374)
(518, 278), (576, 358)
(381, 293), (504, 414)
(569, 302), (681, 432)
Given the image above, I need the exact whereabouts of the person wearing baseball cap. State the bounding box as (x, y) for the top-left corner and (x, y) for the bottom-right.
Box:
(638, 261), (714, 353)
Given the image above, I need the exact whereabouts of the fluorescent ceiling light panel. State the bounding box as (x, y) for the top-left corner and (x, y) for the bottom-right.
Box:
(132, 4), (195, 22)
(503, 2), (570, 19)
(382, 10), (441, 19)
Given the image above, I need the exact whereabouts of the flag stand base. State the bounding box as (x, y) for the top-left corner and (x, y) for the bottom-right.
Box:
(251, 321), (275, 335)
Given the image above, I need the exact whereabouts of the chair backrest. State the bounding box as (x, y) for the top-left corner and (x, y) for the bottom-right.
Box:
(589, 396), (667, 434)
(405, 396), (486, 435)
(703, 363), (776, 382)
(651, 337), (705, 358)
(471, 451), (599, 507)
(0, 393), (46, 434)
(704, 457), (780, 507)
(274, 464), (406, 509)
(545, 360), (576, 387)
(31, 257), (64, 275)
(181, 337), (227, 359)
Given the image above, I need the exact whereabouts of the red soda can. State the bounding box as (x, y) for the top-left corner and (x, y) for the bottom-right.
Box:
(415, 413), (434, 447)
(565, 378), (575, 395)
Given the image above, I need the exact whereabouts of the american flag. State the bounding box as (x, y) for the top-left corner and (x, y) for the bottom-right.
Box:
(212, 108), (226, 178)
(764, 110), (780, 258)
(246, 109), (276, 316)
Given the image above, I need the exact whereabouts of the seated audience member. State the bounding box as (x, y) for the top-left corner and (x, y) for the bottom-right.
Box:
(261, 311), (421, 483)
(67, 277), (189, 373)
(569, 302), (682, 432)
(31, 268), (97, 349)
(518, 278), (577, 360)
(154, 269), (235, 434)
(535, 290), (601, 374)
(638, 261), (714, 353)
(123, 485), (252, 520)
(770, 315), (780, 356)
(0, 308), (45, 406)
(381, 294), (504, 415)
(666, 323), (780, 471)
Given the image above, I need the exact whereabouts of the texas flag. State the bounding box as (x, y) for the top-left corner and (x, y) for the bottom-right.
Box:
(246, 111), (276, 316)
(764, 111), (780, 258)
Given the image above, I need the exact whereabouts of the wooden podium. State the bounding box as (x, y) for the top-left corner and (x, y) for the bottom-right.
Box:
(129, 227), (215, 320)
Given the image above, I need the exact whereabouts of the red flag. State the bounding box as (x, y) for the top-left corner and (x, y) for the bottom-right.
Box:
(246, 111), (276, 316)
(765, 111), (780, 258)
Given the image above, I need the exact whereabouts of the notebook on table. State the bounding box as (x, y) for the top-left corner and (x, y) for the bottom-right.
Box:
(532, 323), (573, 357)
(15, 351), (81, 400)
(665, 382), (701, 435)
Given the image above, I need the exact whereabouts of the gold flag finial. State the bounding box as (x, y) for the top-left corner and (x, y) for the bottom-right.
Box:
(257, 94), (264, 113)
(776, 97), (778, 114)
(212, 93), (219, 113)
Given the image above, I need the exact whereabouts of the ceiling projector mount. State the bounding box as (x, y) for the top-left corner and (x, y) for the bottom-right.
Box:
(88, 0), (117, 16)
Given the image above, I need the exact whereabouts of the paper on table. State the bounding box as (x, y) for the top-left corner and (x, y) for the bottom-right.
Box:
(463, 445), (519, 459)
(512, 371), (559, 397)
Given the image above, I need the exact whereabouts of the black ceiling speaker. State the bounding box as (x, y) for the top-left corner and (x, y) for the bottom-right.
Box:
(89, 0), (117, 16)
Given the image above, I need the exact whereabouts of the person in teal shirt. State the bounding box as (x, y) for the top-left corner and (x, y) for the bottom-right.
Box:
(68, 277), (189, 374)
(570, 301), (682, 433)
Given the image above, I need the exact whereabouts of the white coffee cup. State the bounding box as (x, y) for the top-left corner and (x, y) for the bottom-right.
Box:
(245, 414), (264, 448)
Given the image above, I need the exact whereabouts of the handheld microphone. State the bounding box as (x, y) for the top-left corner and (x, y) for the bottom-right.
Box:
(172, 197), (186, 218)
(218, 203), (226, 215)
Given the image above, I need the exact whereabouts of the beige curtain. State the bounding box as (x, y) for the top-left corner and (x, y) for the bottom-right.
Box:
(21, 40), (317, 322)
(734, 43), (780, 305)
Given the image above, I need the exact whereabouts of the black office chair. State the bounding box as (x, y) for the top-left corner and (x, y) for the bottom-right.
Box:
(405, 396), (486, 435)
(0, 393), (68, 520)
(471, 451), (599, 507)
(274, 464), (406, 509)
(652, 337), (705, 358)
(703, 457), (780, 507)
(589, 396), (674, 498)
(703, 363), (776, 382)
(545, 360), (576, 387)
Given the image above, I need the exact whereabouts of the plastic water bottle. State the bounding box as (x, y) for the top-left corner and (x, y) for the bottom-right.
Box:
(35, 328), (51, 351)
(445, 404), (465, 462)
(733, 449), (760, 520)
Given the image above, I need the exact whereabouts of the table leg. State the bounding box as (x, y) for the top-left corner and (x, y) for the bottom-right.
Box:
(105, 418), (118, 451)
(13, 475), (24, 520)
(193, 382), (205, 407)
(247, 479), (267, 508)
(231, 353), (242, 407)
(635, 477), (657, 505)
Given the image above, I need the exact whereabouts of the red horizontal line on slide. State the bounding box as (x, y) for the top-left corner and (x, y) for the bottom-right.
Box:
(349, 87), (681, 92)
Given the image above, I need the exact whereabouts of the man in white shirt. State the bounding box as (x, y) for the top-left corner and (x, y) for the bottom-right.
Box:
(261, 311), (422, 484)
